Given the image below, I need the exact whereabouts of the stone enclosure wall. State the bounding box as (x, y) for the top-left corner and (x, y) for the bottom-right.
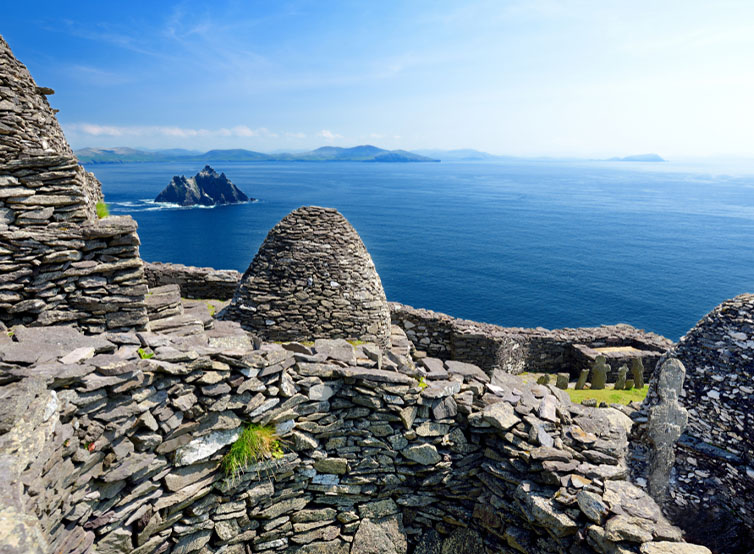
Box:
(222, 206), (392, 348)
(390, 303), (672, 381)
(0, 34), (148, 331)
(144, 261), (241, 300)
(0, 326), (703, 554)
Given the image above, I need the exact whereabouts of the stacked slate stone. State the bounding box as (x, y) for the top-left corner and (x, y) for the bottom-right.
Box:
(0, 320), (708, 553)
(390, 302), (672, 377)
(630, 293), (754, 552)
(223, 206), (392, 348)
(0, 34), (148, 331)
(144, 261), (242, 300)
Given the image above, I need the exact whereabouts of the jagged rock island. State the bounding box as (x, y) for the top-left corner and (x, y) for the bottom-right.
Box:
(0, 33), (747, 554)
(154, 165), (252, 206)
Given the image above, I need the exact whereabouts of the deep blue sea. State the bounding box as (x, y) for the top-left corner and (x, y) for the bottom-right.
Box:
(85, 159), (754, 341)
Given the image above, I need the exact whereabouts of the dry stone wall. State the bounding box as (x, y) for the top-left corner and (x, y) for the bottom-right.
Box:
(144, 261), (242, 300)
(0, 324), (708, 554)
(223, 206), (392, 348)
(390, 303), (672, 380)
(630, 294), (754, 552)
(0, 34), (148, 331)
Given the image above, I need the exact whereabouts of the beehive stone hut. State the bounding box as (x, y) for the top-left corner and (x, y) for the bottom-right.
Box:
(223, 206), (392, 347)
(0, 34), (148, 331)
(631, 293), (754, 552)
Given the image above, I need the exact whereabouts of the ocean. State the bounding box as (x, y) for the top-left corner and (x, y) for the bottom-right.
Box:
(86, 159), (754, 341)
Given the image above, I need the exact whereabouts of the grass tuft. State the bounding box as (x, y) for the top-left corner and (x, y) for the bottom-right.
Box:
(417, 376), (428, 390)
(95, 200), (109, 219)
(566, 385), (649, 405)
(222, 424), (283, 480)
(137, 347), (154, 360)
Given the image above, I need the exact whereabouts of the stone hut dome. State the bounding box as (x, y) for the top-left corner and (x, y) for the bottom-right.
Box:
(223, 206), (392, 347)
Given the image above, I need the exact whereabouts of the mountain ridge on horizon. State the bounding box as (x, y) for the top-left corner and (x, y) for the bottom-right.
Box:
(75, 145), (669, 164)
(75, 145), (439, 164)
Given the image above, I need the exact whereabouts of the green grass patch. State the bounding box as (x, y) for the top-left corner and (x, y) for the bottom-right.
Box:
(206, 301), (217, 317)
(95, 200), (109, 219)
(137, 348), (154, 360)
(346, 339), (364, 346)
(223, 424), (283, 480)
(566, 385), (649, 406)
(417, 376), (428, 390)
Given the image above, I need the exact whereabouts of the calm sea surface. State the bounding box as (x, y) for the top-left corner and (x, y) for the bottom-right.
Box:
(85, 159), (754, 340)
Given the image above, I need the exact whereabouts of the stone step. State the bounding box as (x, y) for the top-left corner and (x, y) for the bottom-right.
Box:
(146, 284), (184, 321)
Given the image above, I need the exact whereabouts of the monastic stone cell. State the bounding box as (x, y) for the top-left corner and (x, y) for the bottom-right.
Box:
(631, 293), (754, 552)
(0, 34), (148, 330)
(223, 206), (392, 347)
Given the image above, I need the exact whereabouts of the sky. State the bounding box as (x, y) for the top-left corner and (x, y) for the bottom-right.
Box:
(3, 0), (754, 157)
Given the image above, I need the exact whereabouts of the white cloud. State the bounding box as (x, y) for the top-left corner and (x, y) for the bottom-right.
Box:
(317, 129), (343, 141)
(285, 132), (307, 139)
(66, 123), (273, 139)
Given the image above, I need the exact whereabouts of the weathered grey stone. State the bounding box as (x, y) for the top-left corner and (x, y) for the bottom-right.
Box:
(402, 444), (441, 465)
(351, 516), (407, 554)
(481, 401), (519, 431)
(605, 514), (653, 543)
(440, 528), (484, 554)
(577, 490), (609, 524)
(313, 457), (348, 474)
(639, 543), (711, 554)
(174, 427), (242, 466)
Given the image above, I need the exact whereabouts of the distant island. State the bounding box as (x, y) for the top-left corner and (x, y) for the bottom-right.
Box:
(76, 145), (438, 164)
(607, 153), (666, 162)
(154, 165), (252, 206)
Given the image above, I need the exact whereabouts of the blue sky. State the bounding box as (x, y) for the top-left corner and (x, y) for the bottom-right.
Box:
(3, 1), (754, 157)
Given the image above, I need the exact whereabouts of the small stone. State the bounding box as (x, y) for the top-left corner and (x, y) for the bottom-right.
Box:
(313, 458), (348, 474)
(403, 444), (441, 465)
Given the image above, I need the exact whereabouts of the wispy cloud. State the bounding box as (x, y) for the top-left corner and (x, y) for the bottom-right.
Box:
(66, 123), (275, 139)
(317, 129), (343, 141)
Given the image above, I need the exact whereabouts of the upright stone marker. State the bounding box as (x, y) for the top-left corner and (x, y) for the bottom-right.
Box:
(590, 356), (608, 390)
(631, 358), (645, 389)
(555, 372), (569, 390)
(615, 365), (627, 390)
(647, 358), (688, 502)
(575, 369), (589, 390)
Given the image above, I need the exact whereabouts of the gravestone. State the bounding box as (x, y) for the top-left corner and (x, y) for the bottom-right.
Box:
(615, 365), (628, 390)
(631, 358), (645, 389)
(590, 356), (608, 390)
(647, 358), (688, 502)
(555, 372), (569, 390)
(575, 369), (589, 390)
(624, 378), (634, 390)
(536, 375), (550, 385)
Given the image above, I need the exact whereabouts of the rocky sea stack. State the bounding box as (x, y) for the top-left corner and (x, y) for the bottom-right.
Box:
(154, 165), (251, 206)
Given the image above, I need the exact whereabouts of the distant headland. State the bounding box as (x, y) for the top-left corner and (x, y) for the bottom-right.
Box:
(154, 165), (252, 206)
(76, 145), (438, 164)
(607, 153), (666, 162)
